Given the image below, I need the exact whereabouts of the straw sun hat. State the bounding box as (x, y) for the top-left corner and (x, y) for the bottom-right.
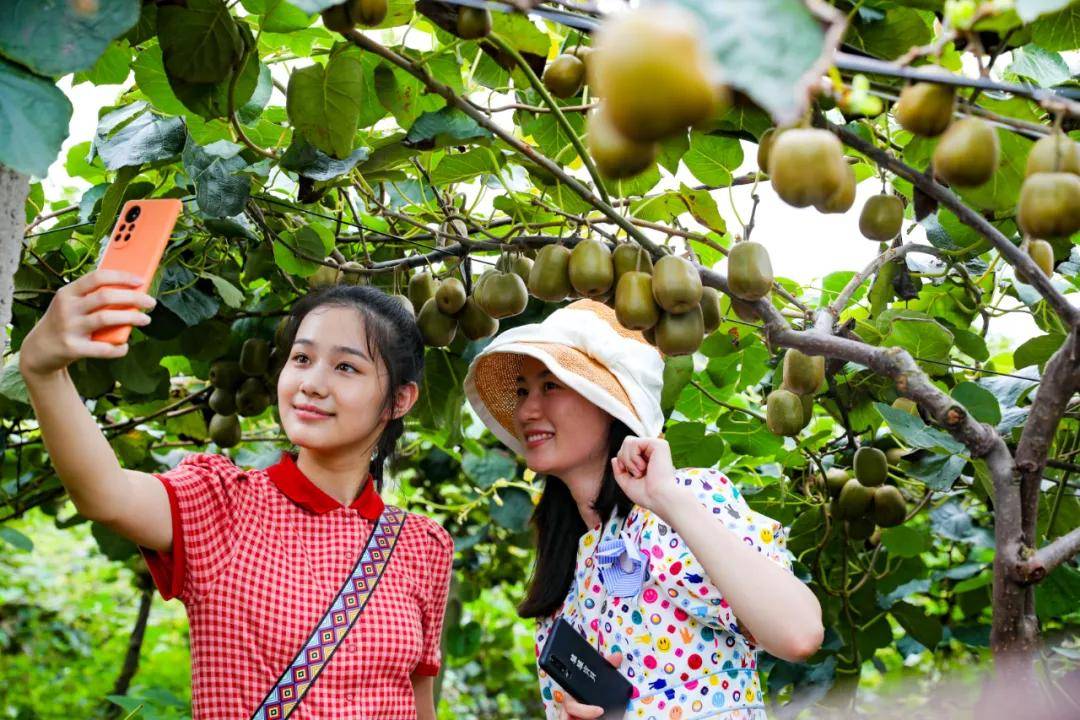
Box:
(464, 299), (665, 457)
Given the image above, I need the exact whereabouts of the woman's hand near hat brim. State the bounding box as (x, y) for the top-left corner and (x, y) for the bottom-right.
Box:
(555, 652), (624, 720)
(611, 437), (687, 522)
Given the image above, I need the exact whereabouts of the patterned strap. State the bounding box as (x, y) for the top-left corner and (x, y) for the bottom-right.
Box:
(250, 506), (408, 720)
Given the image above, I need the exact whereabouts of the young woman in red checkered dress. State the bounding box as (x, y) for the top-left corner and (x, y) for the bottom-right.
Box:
(20, 271), (454, 720)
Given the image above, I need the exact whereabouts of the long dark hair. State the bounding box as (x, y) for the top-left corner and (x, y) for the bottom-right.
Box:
(271, 285), (423, 490)
(518, 420), (635, 619)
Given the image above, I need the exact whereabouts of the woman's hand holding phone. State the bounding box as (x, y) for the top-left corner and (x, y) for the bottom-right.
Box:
(19, 269), (157, 377)
(556, 652), (624, 720)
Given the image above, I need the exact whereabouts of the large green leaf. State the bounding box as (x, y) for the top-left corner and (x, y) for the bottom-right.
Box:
(241, 0), (315, 32)
(1007, 44), (1072, 87)
(0, 0), (139, 76)
(463, 451), (517, 489)
(169, 28), (261, 120)
(1017, 0), (1080, 22)
(874, 402), (966, 454)
(671, 0), (832, 124)
(683, 132), (744, 187)
(489, 487), (534, 532)
(405, 108), (492, 150)
(280, 137), (370, 180)
(287, 51), (365, 159)
(93, 102), (186, 171)
(182, 139), (252, 218)
(431, 149), (502, 185)
(0, 59), (72, 177)
(1030, 3), (1080, 50)
(158, 0), (245, 84)
(847, 8), (935, 60)
(132, 45), (188, 116)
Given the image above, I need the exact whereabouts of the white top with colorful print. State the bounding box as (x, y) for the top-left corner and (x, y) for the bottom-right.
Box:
(535, 467), (795, 720)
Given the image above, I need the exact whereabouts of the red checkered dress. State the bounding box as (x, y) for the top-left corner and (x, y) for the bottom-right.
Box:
(139, 451), (453, 720)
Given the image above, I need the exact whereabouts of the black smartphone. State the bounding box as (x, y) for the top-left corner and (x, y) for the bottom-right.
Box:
(538, 618), (633, 719)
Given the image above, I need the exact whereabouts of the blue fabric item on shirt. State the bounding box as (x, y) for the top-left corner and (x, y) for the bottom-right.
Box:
(594, 533), (649, 597)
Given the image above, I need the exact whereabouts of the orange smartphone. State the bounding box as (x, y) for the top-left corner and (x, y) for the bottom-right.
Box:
(91, 199), (182, 345)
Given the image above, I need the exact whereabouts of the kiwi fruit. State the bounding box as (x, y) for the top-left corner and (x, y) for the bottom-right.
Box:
(757, 128), (779, 173)
(435, 277), (467, 315)
(727, 241), (773, 302)
(569, 239), (615, 297)
(417, 298), (457, 346)
(873, 485), (907, 527)
(892, 397), (919, 416)
(240, 338), (270, 377)
(455, 6), (491, 39)
(726, 296), (760, 323)
(587, 106), (658, 179)
(838, 478), (875, 519)
(1024, 238), (1055, 280)
(477, 271), (529, 319)
(700, 286), (722, 334)
(1017, 172), (1080, 239)
(824, 467), (851, 498)
(440, 218), (468, 240)
(209, 387), (237, 416)
(543, 54), (587, 99)
(885, 447), (909, 466)
(766, 388), (804, 437)
(351, 0), (387, 26)
(652, 255), (702, 313)
(799, 393), (814, 429)
(457, 297), (499, 341)
(321, 3), (354, 32)
(528, 244), (573, 302)
(308, 265), (341, 288)
(210, 360), (242, 391)
(1026, 133), (1080, 176)
(814, 161), (856, 214)
(567, 44), (593, 68)
(236, 377), (271, 417)
(613, 243), (653, 283)
(615, 271), (661, 331)
(859, 194), (904, 241)
(933, 118), (999, 187)
(893, 82), (956, 137)
(642, 325), (657, 347)
(209, 413), (242, 448)
(769, 129), (847, 208)
(846, 515), (876, 540)
(340, 261), (365, 285)
(854, 446), (888, 487)
(496, 254), (534, 285)
(589, 4), (722, 142)
(408, 271), (438, 314)
(782, 348), (824, 396)
(655, 306), (704, 356)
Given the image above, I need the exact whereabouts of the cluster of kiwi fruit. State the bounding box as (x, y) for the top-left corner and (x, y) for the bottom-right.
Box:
(765, 348), (824, 438)
(410, 253), (531, 347)
(206, 338), (275, 448)
(821, 446), (909, 539)
(763, 127), (857, 214)
(1016, 133), (1080, 282)
(320, 0), (389, 30)
(585, 5), (729, 179)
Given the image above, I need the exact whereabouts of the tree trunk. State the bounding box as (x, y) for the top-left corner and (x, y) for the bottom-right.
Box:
(0, 164), (30, 366)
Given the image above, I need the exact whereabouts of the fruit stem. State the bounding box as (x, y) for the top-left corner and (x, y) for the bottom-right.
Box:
(487, 33), (613, 208)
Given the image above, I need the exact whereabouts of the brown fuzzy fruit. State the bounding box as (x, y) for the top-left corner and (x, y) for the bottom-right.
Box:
(478, 271), (529, 319)
(838, 478), (874, 519)
(782, 348), (825, 396)
(700, 286), (722, 334)
(757, 128), (779, 173)
(543, 54), (587, 99)
(435, 277), (467, 316)
(652, 255), (703, 314)
(933, 118), (999, 187)
(766, 388), (804, 437)
(528, 244), (573, 302)
(815, 161), (856, 214)
(613, 243), (653, 283)
(321, 4), (354, 32)
(1017, 172), (1080, 239)
(457, 298), (499, 341)
(589, 5), (723, 142)
(209, 413), (242, 448)
(655, 307), (705, 356)
(615, 271), (661, 331)
(587, 107), (658, 179)
(769, 129), (847, 208)
(727, 241), (773, 302)
(350, 0), (387, 26)
(456, 6), (491, 39)
(1025, 133), (1080, 177)
(1016, 239), (1056, 284)
(893, 82), (956, 137)
(417, 298), (457, 346)
(408, 271), (438, 314)
(859, 194), (904, 241)
(569, 239), (615, 298)
(873, 485), (907, 528)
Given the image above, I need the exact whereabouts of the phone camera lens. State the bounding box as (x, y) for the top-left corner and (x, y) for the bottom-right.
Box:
(125, 206), (141, 223)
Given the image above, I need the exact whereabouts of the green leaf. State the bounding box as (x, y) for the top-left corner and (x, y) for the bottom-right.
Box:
(280, 136), (370, 180)
(91, 521), (139, 562)
(91, 165), (140, 242)
(881, 524), (929, 558)
(490, 12), (551, 57)
(522, 110), (586, 166)
(431, 149), (501, 185)
(203, 272), (244, 308)
(874, 402), (966, 454)
(1030, 4), (1080, 51)
(670, 0), (829, 124)
(463, 450), (517, 489)
(1017, 0), (1079, 22)
(132, 44), (189, 116)
(666, 422), (726, 468)
(890, 601), (942, 649)
(0, 0), (139, 76)
(76, 40), (133, 86)
(847, 8), (934, 60)
(900, 452), (966, 491)
(1014, 333), (1065, 371)
(288, 51), (365, 158)
(274, 225), (327, 276)
(374, 63), (443, 129)
(93, 102), (186, 171)
(0, 59), (73, 177)
(405, 108), (492, 149)
(157, 265), (220, 327)
(111, 341), (170, 393)
(169, 31), (261, 120)
(879, 313), (954, 373)
(0, 356), (30, 405)
(1035, 564), (1080, 620)
(241, 0), (314, 32)
(683, 132), (744, 187)
(182, 138), (252, 218)
(490, 487), (534, 532)
(1007, 44), (1072, 87)
(158, 0), (244, 84)
(0, 526), (34, 552)
(950, 381), (1001, 426)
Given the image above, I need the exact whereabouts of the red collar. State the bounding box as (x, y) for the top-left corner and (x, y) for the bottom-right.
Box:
(265, 452), (384, 519)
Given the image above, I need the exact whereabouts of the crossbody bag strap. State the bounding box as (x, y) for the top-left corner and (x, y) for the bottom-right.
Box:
(250, 506), (408, 720)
